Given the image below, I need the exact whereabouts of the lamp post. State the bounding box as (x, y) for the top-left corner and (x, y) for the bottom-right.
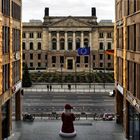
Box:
(75, 58), (77, 89)
(93, 64), (96, 93)
(61, 61), (63, 88)
(103, 45), (106, 89)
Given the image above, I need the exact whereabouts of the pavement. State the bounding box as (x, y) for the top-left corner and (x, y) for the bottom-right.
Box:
(8, 119), (127, 140)
(23, 83), (114, 93)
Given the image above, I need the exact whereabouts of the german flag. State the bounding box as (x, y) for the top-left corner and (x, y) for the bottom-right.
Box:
(105, 50), (114, 55)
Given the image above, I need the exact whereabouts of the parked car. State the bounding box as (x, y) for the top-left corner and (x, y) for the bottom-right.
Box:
(23, 113), (35, 122)
(103, 113), (114, 121)
(109, 90), (115, 97)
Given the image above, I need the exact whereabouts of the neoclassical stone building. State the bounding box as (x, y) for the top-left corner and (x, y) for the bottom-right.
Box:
(22, 8), (114, 73)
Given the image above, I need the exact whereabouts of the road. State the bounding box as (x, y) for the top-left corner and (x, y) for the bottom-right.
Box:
(19, 91), (115, 114)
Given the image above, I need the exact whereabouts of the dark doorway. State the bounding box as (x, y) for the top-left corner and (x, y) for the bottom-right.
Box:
(2, 101), (10, 139)
(67, 59), (73, 70)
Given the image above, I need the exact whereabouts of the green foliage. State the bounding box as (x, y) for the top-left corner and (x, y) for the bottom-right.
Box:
(22, 64), (32, 87)
(29, 71), (114, 83)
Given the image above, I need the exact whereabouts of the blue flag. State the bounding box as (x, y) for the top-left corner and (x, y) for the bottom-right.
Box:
(77, 47), (90, 55)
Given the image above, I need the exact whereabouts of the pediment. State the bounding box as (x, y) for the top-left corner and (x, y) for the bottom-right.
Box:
(50, 17), (91, 27)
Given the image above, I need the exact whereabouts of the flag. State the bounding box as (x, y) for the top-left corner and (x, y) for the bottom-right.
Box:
(77, 47), (90, 55)
(105, 49), (114, 55)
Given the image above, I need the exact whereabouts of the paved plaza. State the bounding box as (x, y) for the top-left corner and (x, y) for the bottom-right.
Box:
(23, 83), (114, 93)
(8, 119), (127, 140)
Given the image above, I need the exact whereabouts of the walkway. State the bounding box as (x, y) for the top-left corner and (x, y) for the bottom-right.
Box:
(8, 119), (127, 140)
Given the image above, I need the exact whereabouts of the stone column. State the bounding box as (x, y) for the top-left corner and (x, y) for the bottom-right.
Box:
(81, 32), (84, 47)
(65, 32), (68, 50)
(15, 90), (22, 121)
(57, 32), (60, 50)
(89, 32), (92, 47)
(73, 32), (76, 50)
(49, 32), (51, 50)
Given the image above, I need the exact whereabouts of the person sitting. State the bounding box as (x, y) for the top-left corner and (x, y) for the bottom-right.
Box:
(59, 104), (76, 137)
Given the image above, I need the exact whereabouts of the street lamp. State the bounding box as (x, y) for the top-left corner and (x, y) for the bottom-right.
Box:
(93, 64), (96, 93)
(103, 45), (106, 89)
(60, 61), (63, 88)
(75, 58), (77, 89)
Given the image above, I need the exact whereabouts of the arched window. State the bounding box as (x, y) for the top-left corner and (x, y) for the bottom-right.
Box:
(84, 38), (89, 47)
(107, 42), (111, 49)
(76, 38), (81, 50)
(30, 42), (33, 50)
(68, 38), (73, 50)
(60, 38), (65, 50)
(52, 38), (57, 50)
(22, 42), (25, 50)
(38, 42), (41, 50)
(99, 42), (103, 50)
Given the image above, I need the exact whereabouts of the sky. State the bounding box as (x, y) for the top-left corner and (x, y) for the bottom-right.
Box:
(22, 0), (115, 22)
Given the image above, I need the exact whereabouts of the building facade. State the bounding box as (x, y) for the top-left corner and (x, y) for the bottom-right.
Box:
(115, 0), (140, 139)
(22, 8), (114, 74)
(0, 0), (22, 139)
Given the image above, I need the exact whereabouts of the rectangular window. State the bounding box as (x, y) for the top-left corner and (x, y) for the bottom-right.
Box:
(37, 32), (42, 38)
(12, 1), (21, 20)
(99, 32), (104, 38)
(107, 42), (112, 50)
(99, 42), (103, 50)
(12, 28), (20, 52)
(23, 32), (26, 38)
(30, 54), (33, 60)
(2, 26), (10, 54)
(2, 0), (10, 16)
(93, 55), (96, 60)
(30, 32), (34, 38)
(100, 54), (103, 60)
(12, 61), (20, 85)
(2, 64), (10, 93)
(108, 55), (111, 60)
(45, 55), (48, 60)
(23, 53), (25, 60)
(107, 32), (112, 38)
(38, 54), (41, 60)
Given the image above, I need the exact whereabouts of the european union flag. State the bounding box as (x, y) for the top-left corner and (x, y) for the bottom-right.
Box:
(77, 47), (90, 55)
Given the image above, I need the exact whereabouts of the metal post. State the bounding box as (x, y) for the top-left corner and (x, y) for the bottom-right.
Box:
(103, 46), (106, 89)
(89, 53), (91, 89)
(75, 59), (77, 89)
(61, 62), (63, 88)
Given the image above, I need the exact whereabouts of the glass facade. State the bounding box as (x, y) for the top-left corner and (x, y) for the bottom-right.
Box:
(128, 104), (140, 140)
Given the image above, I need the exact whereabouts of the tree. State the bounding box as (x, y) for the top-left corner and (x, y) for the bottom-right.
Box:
(22, 63), (32, 87)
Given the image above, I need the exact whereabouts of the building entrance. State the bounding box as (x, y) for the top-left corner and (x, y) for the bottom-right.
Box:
(67, 59), (73, 70)
(2, 101), (10, 139)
